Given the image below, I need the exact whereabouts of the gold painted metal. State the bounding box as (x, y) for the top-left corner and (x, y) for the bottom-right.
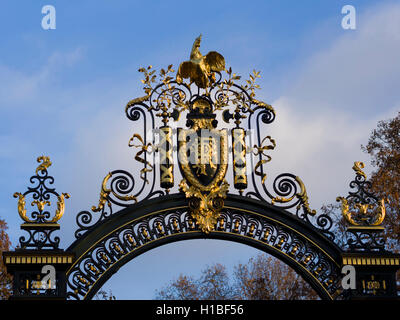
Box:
(337, 161), (386, 227)
(172, 219), (179, 232)
(252, 136), (276, 185)
(342, 255), (399, 266)
(4, 254), (73, 264)
(290, 244), (299, 256)
(271, 176), (316, 216)
(352, 161), (367, 180)
(232, 128), (247, 191)
(15, 193), (69, 224)
(51, 193), (70, 223)
(176, 34), (225, 88)
(262, 229), (270, 241)
(218, 217), (225, 231)
(336, 196), (386, 226)
(178, 128), (228, 192)
(14, 192), (29, 223)
(180, 178), (229, 233)
(188, 218), (195, 230)
(101, 253), (110, 264)
(125, 94), (150, 113)
(159, 126), (174, 190)
(128, 133), (155, 184)
(233, 219), (240, 233)
(92, 172), (137, 212)
(92, 172), (112, 212)
(36, 155), (52, 174)
(178, 123), (230, 233)
(247, 224), (255, 237)
(14, 158), (70, 224)
(127, 234), (136, 245)
(31, 200), (50, 213)
(302, 254), (312, 265)
(178, 106), (229, 233)
(275, 237), (284, 249)
(141, 227), (151, 240)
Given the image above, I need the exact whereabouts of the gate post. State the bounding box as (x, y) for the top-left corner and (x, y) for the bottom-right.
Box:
(3, 250), (74, 300)
(337, 162), (400, 299)
(342, 251), (400, 298)
(2, 157), (73, 299)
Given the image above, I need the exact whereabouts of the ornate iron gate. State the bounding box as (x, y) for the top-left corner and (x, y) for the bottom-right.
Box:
(3, 37), (399, 300)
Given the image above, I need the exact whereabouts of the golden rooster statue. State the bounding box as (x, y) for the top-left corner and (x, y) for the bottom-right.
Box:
(176, 35), (225, 88)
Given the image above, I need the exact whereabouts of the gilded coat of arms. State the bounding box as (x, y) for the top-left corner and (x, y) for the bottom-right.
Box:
(177, 98), (229, 233)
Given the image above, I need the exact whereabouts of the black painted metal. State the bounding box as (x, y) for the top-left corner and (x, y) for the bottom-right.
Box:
(66, 193), (343, 300)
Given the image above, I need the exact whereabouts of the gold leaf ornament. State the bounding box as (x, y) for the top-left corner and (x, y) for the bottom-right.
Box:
(36, 155), (52, 174)
(352, 161), (367, 179)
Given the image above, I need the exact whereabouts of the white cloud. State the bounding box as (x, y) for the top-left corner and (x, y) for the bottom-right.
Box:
(0, 47), (85, 107)
(287, 3), (400, 116)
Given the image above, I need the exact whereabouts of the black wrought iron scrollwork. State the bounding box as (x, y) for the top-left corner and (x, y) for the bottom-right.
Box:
(346, 230), (386, 251)
(74, 53), (334, 240)
(74, 169), (165, 238)
(336, 161), (387, 251)
(19, 228), (61, 250)
(246, 171), (334, 239)
(67, 206), (342, 300)
(13, 156), (69, 249)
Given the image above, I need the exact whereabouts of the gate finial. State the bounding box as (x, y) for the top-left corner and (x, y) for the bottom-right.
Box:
(13, 156), (70, 249)
(336, 161), (387, 251)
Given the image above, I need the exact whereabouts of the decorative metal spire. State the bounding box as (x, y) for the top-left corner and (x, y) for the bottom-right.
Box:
(14, 156), (70, 249)
(337, 161), (387, 251)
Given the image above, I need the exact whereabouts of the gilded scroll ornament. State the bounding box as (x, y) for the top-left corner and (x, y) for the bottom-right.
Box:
(36, 155), (52, 174)
(352, 161), (367, 180)
(92, 171), (137, 213)
(92, 172), (112, 212)
(14, 192), (29, 223)
(14, 156), (70, 225)
(337, 161), (386, 228)
(232, 128), (247, 191)
(271, 176), (316, 216)
(51, 193), (70, 223)
(179, 178), (229, 233)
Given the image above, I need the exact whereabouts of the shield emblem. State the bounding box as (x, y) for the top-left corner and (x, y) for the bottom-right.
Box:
(178, 128), (228, 191)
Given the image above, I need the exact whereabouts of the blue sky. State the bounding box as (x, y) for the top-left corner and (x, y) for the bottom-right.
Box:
(1, 1), (400, 299)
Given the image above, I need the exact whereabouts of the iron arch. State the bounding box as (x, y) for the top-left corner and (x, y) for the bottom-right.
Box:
(66, 193), (343, 300)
